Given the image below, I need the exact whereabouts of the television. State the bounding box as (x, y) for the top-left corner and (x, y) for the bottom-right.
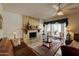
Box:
(29, 32), (37, 38)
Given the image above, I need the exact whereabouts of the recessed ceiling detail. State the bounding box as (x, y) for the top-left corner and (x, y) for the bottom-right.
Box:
(2, 3), (79, 19)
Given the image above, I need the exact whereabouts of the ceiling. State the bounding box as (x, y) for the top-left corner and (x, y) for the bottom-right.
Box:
(2, 3), (79, 19)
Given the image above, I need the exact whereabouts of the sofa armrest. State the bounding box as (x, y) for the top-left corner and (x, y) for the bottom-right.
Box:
(61, 45), (79, 56)
(0, 39), (14, 56)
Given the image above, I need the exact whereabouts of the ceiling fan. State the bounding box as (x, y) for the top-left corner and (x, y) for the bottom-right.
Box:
(57, 3), (64, 15)
(52, 3), (64, 16)
(52, 3), (79, 16)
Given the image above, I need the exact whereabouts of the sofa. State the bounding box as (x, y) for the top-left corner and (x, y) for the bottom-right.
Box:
(61, 33), (79, 56)
(0, 39), (37, 56)
(61, 45), (79, 56)
(0, 39), (13, 56)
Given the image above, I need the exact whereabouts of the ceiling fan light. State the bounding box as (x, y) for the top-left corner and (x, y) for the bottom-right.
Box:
(57, 11), (64, 16)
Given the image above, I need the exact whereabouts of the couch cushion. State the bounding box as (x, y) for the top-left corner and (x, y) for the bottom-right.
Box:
(69, 40), (79, 49)
(61, 45), (79, 56)
(74, 33), (79, 42)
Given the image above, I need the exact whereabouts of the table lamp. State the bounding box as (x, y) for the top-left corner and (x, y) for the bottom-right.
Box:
(67, 29), (71, 40)
(13, 32), (17, 39)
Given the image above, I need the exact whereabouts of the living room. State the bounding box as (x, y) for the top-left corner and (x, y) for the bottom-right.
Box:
(0, 3), (79, 56)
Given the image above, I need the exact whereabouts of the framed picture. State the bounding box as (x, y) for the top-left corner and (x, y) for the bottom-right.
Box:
(0, 15), (3, 29)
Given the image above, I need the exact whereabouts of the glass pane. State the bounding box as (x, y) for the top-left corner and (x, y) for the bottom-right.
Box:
(47, 24), (51, 32)
(52, 23), (61, 37)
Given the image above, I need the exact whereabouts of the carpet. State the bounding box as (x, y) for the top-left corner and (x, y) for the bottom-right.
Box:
(14, 42), (37, 56)
(31, 42), (62, 56)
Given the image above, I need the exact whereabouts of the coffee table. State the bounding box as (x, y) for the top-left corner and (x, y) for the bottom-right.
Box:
(43, 41), (52, 49)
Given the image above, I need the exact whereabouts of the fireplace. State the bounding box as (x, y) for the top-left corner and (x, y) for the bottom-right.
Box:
(27, 30), (38, 40)
(23, 30), (40, 45)
(29, 32), (37, 38)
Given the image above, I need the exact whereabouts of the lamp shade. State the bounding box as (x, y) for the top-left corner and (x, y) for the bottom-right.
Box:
(13, 32), (17, 35)
(57, 11), (64, 16)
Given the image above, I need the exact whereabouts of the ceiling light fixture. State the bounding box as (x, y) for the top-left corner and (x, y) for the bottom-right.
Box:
(57, 3), (64, 16)
(57, 11), (64, 15)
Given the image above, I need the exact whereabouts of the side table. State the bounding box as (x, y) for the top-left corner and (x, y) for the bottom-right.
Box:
(65, 39), (73, 45)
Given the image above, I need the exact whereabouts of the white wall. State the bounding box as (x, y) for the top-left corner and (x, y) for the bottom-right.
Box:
(3, 11), (22, 39)
(67, 13), (79, 33)
(66, 13), (79, 40)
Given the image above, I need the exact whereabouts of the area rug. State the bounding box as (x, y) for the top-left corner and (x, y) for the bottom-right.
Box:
(31, 42), (62, 56)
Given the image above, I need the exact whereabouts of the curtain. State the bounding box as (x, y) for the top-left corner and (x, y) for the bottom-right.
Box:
(43, 18), (68, 27)
(43, 18), (68, 41)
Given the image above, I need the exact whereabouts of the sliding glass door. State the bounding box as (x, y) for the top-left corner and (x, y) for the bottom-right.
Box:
(52, 23), (61, 38)
(44, 23), (66, 41)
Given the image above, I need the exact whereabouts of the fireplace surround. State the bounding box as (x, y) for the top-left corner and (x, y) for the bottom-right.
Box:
(27, 30), (38, 39)
(23, 29), (41, 46)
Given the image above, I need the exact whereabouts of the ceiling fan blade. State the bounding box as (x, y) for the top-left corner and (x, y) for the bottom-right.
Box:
(52, 3), (63, 13)
(64, 7), (78, 11)
(61, 3), (73, 9)
(62, 4), (79, 10)
(52, 4), (59, 10)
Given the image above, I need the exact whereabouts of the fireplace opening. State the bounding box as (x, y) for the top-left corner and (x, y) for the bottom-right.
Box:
(29, 32), (37, 38)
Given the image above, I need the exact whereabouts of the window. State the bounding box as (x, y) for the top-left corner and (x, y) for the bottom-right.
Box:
(52, 23), (61, 37)
(47, 24), (51, 32)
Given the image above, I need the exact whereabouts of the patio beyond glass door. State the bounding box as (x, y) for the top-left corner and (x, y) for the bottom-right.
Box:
(52, 23), (61, 38)
(44, 22), (66, 41)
